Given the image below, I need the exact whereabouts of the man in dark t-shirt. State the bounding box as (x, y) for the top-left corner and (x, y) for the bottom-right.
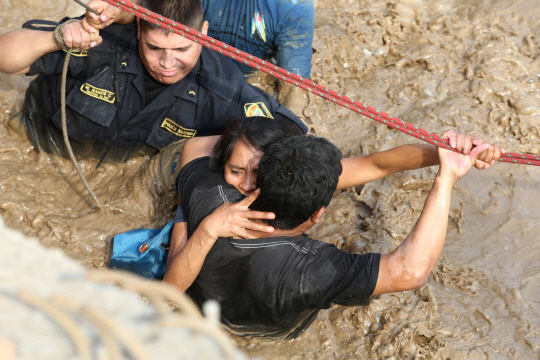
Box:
(177, 156), (379, 339)
(173, 134), (493, 340)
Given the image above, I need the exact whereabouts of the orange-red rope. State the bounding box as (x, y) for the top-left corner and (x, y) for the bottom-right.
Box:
(99, 0), (540, 166)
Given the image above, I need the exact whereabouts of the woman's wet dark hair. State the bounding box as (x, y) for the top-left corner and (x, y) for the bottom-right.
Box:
(210, 115), (304, 174)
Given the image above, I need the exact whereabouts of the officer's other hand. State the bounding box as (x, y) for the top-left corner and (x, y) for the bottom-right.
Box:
(62, 20), (102, 50)
(82, 0), (123, 31)
(441, 129), (505, 170)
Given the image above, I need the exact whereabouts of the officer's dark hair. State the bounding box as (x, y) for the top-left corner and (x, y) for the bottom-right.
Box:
(210, 116), (304, 174)
(250, 136), (343, 230)
(139, 0), (204, 33)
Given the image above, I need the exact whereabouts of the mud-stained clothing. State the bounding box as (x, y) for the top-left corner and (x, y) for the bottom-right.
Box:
(176, 157), (380, 340)
(21, 18), (307, 158)
(202, 0), (315, 78)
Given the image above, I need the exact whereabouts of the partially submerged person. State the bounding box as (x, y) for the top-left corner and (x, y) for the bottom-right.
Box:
(201, 0), (315, 112)
(202, 0), (314, 79)
(170, 130), (498, 339)
(83, 0), (314, 118)
(0, 0), (305, 167)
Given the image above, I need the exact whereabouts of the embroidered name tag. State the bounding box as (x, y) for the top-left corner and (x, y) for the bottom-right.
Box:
(244, 102), (274, 119)
(80, 84), (115, 103)
(161, 118), (197, 138)
(63, 49), (88, 57)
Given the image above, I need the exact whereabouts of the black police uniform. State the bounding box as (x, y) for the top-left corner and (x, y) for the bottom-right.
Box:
(22, 18), (307, 158)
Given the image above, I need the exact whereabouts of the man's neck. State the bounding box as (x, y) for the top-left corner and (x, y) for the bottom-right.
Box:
(245, 228), (303, 239)
(245, 219), (313, 239)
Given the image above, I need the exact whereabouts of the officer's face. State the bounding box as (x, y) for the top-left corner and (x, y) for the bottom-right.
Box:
(137, 20), (209, 85)
(224, 140), (263, 196)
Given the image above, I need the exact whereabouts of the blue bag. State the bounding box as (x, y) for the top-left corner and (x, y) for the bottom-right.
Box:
(108, 221), (174, 279)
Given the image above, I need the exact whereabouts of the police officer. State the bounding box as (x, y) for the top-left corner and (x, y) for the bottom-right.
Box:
(83, 0), (314, 129)
(0, 0), (307, 165)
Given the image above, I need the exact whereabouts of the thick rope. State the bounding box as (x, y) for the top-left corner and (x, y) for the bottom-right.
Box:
(54, 295), (152, 360)
(88, 270), (201, 317)
(96, 0), (540, 167)
(88, 269), (237, 359)
(13, 269), (238, 360)
(53, 15), (105, 208)
(61, 50), (104, 208)
(17, 290), (93, 360)
(52, 295), (124, 360)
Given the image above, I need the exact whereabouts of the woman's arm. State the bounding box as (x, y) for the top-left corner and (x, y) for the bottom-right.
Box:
(162, 136), (221, 290)
(180, 136), (220, 168)
(167, 222), (188, 267)
(163, 189), (275, 292)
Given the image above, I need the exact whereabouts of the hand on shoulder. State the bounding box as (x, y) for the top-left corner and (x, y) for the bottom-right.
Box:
(200, 189), (275, 240)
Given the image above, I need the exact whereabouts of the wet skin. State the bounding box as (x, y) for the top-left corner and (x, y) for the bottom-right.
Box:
(223, 140), (263, 196)
(137, 19), (209, 85)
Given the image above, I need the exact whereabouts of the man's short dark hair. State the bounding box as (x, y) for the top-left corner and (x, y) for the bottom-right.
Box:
(250, 136), (343, 230)
(139, 0), (204, 33)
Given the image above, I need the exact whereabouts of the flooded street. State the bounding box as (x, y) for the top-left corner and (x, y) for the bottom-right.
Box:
(1, 0), (540, 358)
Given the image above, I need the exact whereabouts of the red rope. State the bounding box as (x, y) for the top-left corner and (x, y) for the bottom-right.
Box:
(100, 0), (540, 167)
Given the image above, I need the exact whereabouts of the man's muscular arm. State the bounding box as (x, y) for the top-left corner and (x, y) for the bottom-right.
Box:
(0, 21), (100, 75)
(337, 129), (504, 190)
(0, 29), (59, 74)
(372, 141), (492, 295)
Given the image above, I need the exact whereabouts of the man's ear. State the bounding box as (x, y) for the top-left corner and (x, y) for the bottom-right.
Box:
(136, 17), (141, 40)
(310, 207), (326, 224)
(201, 20), (209, 35)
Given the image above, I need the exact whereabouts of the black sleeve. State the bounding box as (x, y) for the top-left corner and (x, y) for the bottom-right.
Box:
(175, 157), (244, 236)
(173, 203), (187, 223)
(301, 247), (380, 308)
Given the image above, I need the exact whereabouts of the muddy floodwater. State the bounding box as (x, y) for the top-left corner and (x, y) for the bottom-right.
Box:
(1, 0), (540, 359)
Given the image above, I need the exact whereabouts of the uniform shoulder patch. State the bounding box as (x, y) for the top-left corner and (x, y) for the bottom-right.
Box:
(80, 83), (115, 103)
(63, 49), (88, 57)
(244, 102), (274, 119)
(161, 118), (197, 138)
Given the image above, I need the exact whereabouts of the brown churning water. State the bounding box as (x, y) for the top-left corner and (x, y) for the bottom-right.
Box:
(0, 0), (539, 358)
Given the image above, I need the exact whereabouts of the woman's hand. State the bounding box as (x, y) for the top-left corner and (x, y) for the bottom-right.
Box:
(200, 189), (275, 240)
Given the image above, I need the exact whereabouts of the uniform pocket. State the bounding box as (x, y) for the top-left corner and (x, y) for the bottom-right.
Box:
(51, 81), (117, 142)
(145, 117), (197, 150)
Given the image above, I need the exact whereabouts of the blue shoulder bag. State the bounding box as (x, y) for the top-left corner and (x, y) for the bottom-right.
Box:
(108, 221), (174, 279)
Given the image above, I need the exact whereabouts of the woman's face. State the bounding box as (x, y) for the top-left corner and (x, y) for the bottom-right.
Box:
(224, 140), (264, 196)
